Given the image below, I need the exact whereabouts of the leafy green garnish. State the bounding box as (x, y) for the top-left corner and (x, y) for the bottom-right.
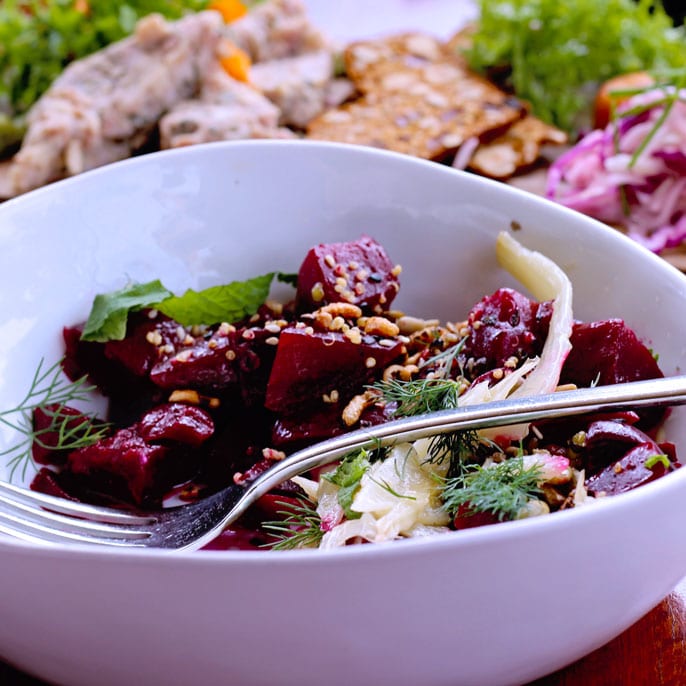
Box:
(441, 456), (543, 522)
(323, 449), (375, 519)
(372, 377), (461, 417)
(0, 0), (209, 122)
(81, 280), (172, 342)
(81, 271), (294, 342)
(644, 453), (671, 470)
(0, 358), (110, 482)
(262, 498), (324, 550)
(156, 273), (276, 326)
(464, 0), (686, 133)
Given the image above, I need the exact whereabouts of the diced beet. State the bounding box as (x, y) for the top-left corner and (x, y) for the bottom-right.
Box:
(585, 443), (671, 497)
(104, 312), (178, 377)
(264, 326), (404, 414)
(150, 329), (239, 392)
(459, 288), (553, 378)
(30, 468), (83, 501)
(561, 319), (663, 387)
(583, 418), (664, 475)
(453, 504), (501, 529)
(272, 404), (346, 447)
(234, 327), (281, 408)
(137, 403), (214, 447)
(68, 428), (174, 504)
(32, 404), (102, 466)
(63, 325), (159, 405)
(295, 236), (400, 314)
(200, 523), (271, 551)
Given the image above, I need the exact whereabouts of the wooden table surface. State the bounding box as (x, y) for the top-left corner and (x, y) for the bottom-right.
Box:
(3, 577), (686, 685)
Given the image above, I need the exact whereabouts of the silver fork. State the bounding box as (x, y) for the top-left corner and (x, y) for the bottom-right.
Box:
(2, 374), (686, 551)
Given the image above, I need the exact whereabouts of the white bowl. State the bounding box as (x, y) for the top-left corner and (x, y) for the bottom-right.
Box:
(1, 140), (686, 686)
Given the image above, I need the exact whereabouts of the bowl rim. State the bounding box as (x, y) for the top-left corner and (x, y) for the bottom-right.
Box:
(1, 138), (685, 563)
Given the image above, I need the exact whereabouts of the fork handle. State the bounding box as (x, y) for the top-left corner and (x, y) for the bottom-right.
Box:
(231, 374), (686, 521)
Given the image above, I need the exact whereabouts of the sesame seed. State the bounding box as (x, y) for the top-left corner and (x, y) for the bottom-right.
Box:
(265, 323), (281, 334)
(344, 328), (363, 344)
(336, 276), (348, 288)
(207, 339), (218, 349)
(265, 336), (279, 346)
(242, 329), (256, 340)
(355, 269), (369, 282)
(175, 350), (193, 363)
(311, 282), (325, 302)
(354, 283), (365, 296)
(249, 313), (260, 324)
(176, 326), (186, 341)
(147, 309), (159, 319)
(365, 357), (377, 368)
(225, 349), (237, 361)
(348, 261), (359, 270)
(391, 264), (403, 276)
(162, 344), (175, 354)
(324, 254), (336, 268)
(304, 326), (314, 335)
(146, 330), (163, 346)
(378, 339), (397, 348)
(492, 368), (504, 380)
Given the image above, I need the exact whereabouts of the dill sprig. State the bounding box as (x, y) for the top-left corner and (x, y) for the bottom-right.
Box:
(262, 498), (324, 550)
(372, 377), (462, 417)
(441, 456), (543, 522)
(0, 358), (110, 482)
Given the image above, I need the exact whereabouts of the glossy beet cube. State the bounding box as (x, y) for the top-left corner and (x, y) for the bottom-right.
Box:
(585, 443), (671, 497)
(68, 403), (214, 505)
(295, 236), (400, 314)
(264, 326), (404, 414)
(32, 404), (102, 466)
(460, 288), (553, 378)
(137, 403), (214, 447)
(561, 319), (663, 387)
(150, 329), (239, 392)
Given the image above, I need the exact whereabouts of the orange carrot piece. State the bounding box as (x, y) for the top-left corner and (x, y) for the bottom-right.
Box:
(208, 0), (248, 23)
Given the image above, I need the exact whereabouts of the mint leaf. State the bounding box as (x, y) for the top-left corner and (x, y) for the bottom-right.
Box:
(81, 280), (172, 342)
(324, 450), (372, 519)
(155, 273), (276, 326)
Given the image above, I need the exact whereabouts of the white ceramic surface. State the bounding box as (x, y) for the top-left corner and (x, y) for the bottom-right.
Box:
(1, 141), (686, 686)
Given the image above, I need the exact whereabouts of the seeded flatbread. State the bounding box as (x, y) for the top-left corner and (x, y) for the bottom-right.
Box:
(468, 115), (568, 179)
(306, 33), (525, 162)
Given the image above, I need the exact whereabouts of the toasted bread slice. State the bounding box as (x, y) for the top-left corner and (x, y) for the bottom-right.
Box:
(306, 33), (525, 162)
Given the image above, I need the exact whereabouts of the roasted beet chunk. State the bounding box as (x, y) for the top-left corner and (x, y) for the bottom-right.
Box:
(150, 326), (239, 393)
(460, 288), (553, 378)
(68, 403), (214, 505)
(561, 319), (663, 387)
(104, 312), (179, 377)
(264, 326), (404, 414)
(138, 403), (214, 447)
(295, 236), (400, 314)
(585, 443), (674, 497)
(32, 404), (104, 466)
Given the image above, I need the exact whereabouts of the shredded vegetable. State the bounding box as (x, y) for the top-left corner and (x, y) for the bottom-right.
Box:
(546, 86), (686, 253)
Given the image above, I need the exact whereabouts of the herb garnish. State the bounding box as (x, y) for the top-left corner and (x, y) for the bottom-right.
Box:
(81, 272), (296, 342)
(323, 448), (376, 519)
(441, 456), (543, 522)
(262, 497), (324, 550)
(0, 359), (109, 482)
(464, 0), (685, 133)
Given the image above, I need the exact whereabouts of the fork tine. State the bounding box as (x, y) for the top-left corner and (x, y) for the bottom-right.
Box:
(0, 493), (153, 541)
(0, 509), (150, 547)
(0, 479), (155, 525)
